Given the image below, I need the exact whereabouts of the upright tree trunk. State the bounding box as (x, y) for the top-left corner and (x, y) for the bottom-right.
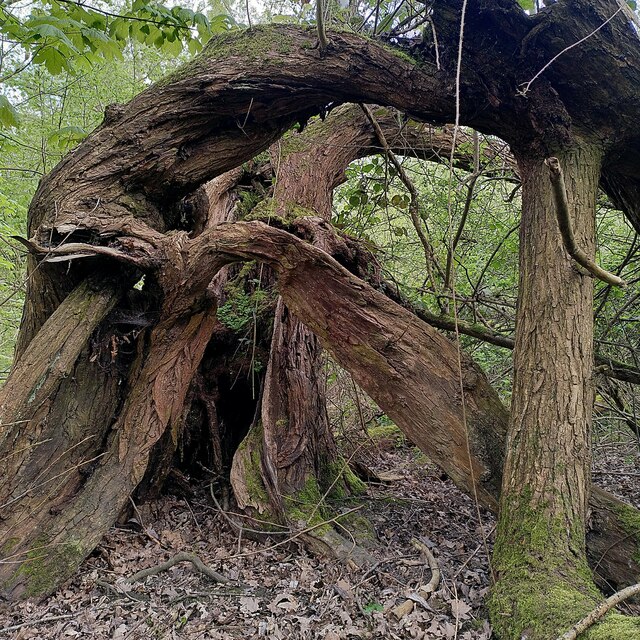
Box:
(229, 121), (371, 548)
(490, 146), (640, 638)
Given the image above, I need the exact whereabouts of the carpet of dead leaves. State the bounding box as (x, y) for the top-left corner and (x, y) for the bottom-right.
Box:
(1, 427), (639, 640)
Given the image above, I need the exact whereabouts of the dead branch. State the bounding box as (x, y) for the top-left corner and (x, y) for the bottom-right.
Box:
(11, 236), (159, 270)
(556, 582), (640, 640)
(0, 614), (75, 634)
(546, 157), (626, 288)
(411, 538), (441, 594)
(125, 551), (239, 586)
(360, 103), (443, 291)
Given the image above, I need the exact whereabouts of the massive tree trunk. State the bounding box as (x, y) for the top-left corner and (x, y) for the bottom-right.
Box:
(228, 105), (474, 543)
(2, 208), (640, 600)
(1, 125), (639, 603)
(490, 145), (640, 639)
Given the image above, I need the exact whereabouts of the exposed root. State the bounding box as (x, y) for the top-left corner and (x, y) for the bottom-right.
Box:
(125, 551), (242, 587)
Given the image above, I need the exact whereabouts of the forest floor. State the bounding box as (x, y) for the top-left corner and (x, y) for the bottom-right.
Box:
(1, 428), (639, 640)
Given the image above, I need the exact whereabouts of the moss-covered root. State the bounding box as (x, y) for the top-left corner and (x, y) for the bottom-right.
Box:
(489, 498), (640, 639)
(283, 471), (375, 566)
(491, 577), (640, 640)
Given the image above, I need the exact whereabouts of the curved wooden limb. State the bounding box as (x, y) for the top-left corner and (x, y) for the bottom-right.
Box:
(547, 156), (626, 287)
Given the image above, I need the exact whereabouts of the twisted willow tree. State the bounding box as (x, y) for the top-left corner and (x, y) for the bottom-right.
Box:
(2, 1), (640, 637)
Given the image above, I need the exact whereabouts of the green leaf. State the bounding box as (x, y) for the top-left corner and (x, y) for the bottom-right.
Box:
(30, 22), (76, 50)
(110, 18), (130, 42)
(33, 47), (69, 75)
(0, 95), (19, 129)
(188, 38), (202, 55)
(162, 34), (183, 56)
(517, 0), (535, 10)
(48, 125), (87, 150)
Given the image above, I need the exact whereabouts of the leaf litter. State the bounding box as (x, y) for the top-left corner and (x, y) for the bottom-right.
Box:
(1, 433), (638, 639)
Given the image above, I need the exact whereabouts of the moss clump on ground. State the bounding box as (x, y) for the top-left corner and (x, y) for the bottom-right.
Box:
(368, 422), (405, 446)
(336, 511), (377, 546)
(585, 613), (640, 639)
(490, 576), (599, 640)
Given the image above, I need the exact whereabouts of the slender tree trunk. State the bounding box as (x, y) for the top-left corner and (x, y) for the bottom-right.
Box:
(490, 145), (640, 639)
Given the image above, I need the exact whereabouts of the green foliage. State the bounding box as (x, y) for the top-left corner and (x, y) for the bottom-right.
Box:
(217, 289), (267, 332)
(0, 96), (19, 129)
(47, 125), (87, 150)
(517, 0), (535, 10)
(217, 264), (272, 333)
(0, 0), (235, 126)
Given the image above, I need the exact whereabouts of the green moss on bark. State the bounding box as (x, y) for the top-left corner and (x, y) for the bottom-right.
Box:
(614, 502), (640, 565)
(10, 536), (86, 598)
(490, 490), (601, 639)
(284, 475), (331, 536)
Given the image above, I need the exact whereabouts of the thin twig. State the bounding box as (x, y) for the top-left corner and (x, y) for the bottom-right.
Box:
(556, 582), (640, 640)
(518, 7), (623, 96)
(445, 0), (494, 584)
(445, 131), (481, 291)
(209, 483), (290, 536)
(95, 579), (148, 602)
(0, 614), (75, 634)
(360, 103), (442, 290)
(223, 505), (364, 561)
(546, 157), (626, 288)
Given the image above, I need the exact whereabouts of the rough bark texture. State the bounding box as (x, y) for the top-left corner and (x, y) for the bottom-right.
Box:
(490, 145), (640, 639)
(3, 0), (640, 615)
(20, 4), (640, 351)
(3, 209), (640, 598)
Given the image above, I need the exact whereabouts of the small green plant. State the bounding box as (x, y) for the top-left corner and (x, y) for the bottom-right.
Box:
(363, 602), (384, 614)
